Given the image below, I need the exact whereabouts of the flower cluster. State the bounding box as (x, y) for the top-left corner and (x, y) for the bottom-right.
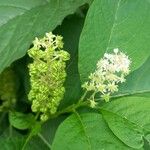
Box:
(82, 48), (131, 106)
(28, 32), (70, 121)
(0, 67), (17, 111)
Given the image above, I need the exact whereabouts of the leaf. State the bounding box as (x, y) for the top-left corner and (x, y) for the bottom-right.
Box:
(25, 135), (50, 150)
(0, 129), (26, 150)
(101, 109), (144, 149)
(9, 111), (35, 130)
(117, 57), (150, 96)
(0, 0), (91, 73)
(101, 96), (150, 149)
(54, 14), (86, 108)
(52, 112), (132, 150)
(79, 0), (150, 83)
(0, 137), (25, 150)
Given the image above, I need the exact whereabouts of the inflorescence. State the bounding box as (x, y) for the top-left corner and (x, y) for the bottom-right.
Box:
(82, 48), (131, 107)
(0, 67), (17, 111)
(28, 32), (70, 121)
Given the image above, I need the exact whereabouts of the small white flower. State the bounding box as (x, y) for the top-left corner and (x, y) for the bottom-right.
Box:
(33, 37), (41, 49)
(90, 100), (97, 108)
(114, 48), (119, 54)
(96, 84), (106, 93)
(46, 32), (55, 41)
(107, 82), (118, 93)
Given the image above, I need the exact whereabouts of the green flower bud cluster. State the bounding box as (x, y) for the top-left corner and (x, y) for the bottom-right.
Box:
(28, 32), (70, 121)
(0, 67), (17, 111)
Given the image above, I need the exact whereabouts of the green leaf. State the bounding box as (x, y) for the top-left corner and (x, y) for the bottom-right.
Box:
(0, 0), (91, 73)
(101, 96), (150, 149)
(117, 57), (150, 96)
(79, 0), (150, 82)
(52, 112), (132, 150)
(0, 129), (26, 150)
(55, 14), (85, 108)
(101, 109), (144, 149)
(9, 111), (35, 130)
(0, 137), (25, 150)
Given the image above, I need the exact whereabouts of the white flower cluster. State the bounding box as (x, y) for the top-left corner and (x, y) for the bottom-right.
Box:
(82, 48), (131, 105)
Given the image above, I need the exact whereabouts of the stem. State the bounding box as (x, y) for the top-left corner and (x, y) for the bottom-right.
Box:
(38, 133), (51, 149)
(35, 112), (40, 120)
(80, 91), (88, 102)
(22, 133), (33, 150)
(49, 100), (89, 119)
(21, 112), (40, 150)
(9, 125), (13, 138)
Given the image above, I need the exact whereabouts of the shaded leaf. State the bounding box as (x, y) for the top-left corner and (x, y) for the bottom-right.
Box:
(9, 111), (35, 130)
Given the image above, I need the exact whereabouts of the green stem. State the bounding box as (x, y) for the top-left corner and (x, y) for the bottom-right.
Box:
(21, 112), (40, 150)
(35, 112), (40, 120)
(80, 91), (88, 102)
(9, 125), (13, 138)
(38, 133), (51, 149)
(49, 100), (89, 119)
(22, 132), (33, 150)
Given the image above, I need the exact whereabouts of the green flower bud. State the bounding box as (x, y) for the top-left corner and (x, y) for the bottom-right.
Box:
(28, 32), (70, 121)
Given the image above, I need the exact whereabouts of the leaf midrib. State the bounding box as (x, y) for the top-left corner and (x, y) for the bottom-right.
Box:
(74, 111), (92, 150)
(0, 1), (48, 28)
(101, 108), (150, 135)
(106, 0), (121, 52)
(112, 90), (150, 99)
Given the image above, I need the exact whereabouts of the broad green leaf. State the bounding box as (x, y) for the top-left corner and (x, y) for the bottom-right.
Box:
(9, 111), (35, 130)
(117, 57), (150, 96)
(52, 113), (132, 150)
(102, 96), (150, 149)
(0, 0), (91, 73)
(101, 109), (144, 149)
(79, 0), (150, 82)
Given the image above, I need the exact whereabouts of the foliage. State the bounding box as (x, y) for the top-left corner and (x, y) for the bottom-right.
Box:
(0, 0), (150, 150)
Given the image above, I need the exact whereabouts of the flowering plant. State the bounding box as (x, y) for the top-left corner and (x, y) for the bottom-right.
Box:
(0, 0), (150, 150)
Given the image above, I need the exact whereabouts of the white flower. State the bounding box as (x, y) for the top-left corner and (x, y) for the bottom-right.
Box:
(82, 48), (131, 102)
(107, 82), (118, 93)
(114, 48), (119, 54)
(90, 100), (97, 108)
(46, 32), (55, 41)
(33, 37), (41, 49)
